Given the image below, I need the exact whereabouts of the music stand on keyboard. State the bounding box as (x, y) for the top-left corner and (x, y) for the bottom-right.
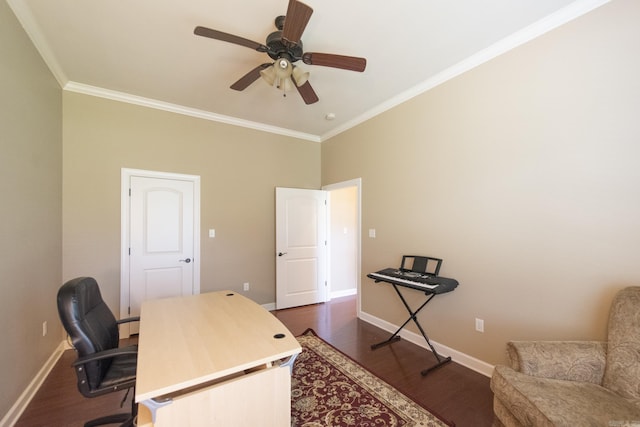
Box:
(400, 255), (442, 276)
(368, 255), (458, 376)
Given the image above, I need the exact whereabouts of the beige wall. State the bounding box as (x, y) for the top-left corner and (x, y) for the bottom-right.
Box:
(0, 1), (62, 418)
(322, 0), (640, 365)
(62, 92), (320, 310)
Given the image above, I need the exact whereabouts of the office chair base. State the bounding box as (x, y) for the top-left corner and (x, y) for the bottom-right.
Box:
(85, 413), (134, 427)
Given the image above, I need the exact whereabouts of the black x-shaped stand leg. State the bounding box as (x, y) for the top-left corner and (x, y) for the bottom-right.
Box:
(370, 283), (452, 375)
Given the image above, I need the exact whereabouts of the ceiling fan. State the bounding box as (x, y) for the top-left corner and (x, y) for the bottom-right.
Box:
(194, 0), (367, 105)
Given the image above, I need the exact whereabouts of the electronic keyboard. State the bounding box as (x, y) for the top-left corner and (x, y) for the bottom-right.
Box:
(368, 267), (459, 294)
(368, 271), (438, 290)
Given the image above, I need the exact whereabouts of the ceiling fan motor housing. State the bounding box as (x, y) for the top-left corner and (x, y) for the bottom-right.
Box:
(266, 22), (303, 62)
(274, 15), (286, 31)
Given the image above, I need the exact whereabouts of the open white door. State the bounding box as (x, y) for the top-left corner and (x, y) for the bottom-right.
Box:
(276, 187), (327, 309)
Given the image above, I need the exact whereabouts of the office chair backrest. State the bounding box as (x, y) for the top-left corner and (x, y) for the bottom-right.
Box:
(57, 277), (120, 391)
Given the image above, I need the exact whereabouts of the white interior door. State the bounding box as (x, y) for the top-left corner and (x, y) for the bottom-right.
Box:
(127, 175), (197, 332)
(276, 187), (327, 309)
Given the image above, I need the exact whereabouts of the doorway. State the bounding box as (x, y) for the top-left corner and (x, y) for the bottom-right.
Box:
(324, 178), (361, 316)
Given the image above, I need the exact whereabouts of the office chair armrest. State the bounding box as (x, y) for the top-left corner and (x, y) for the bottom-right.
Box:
(116, 316), (140, 325)
(73, 345), (138, 367)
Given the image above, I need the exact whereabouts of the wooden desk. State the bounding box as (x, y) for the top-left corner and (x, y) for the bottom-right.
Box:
(135, 291), (301, 426)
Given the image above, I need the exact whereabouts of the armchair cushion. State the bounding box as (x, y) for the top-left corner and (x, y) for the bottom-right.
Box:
(492, 365), (640, 427)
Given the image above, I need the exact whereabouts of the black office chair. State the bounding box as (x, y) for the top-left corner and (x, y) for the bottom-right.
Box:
(57, 277), (139, 427)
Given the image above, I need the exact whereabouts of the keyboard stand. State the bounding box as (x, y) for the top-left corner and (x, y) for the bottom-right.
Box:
(370, 282), (452, 376)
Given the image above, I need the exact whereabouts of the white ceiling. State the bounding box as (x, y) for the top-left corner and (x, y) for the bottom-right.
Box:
(9, 0), (608, 141)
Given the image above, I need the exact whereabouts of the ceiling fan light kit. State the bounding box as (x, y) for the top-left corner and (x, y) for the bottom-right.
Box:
(194, 0), (367, 105)
(292, 66), (309, 86)
(259, 58), (308, 97)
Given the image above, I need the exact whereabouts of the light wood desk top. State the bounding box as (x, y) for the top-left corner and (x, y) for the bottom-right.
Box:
(135, 291), (301, 403)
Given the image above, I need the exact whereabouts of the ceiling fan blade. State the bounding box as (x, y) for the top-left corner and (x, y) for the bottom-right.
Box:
(194, 26), (268, 52)
(295, 80), (319, 105)
(230, 63), (272, 91)
(281, 0), (313, 46)
(302, 52), (367, 72)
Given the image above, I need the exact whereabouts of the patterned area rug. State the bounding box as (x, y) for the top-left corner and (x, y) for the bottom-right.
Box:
(292, 329), (453, 427)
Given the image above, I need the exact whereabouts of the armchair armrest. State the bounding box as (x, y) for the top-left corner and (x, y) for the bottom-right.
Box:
(507, 340), (607, 384)
(73, 345), (138, 367)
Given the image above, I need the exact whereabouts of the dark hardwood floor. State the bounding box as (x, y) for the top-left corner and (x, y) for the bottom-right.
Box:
(272, 295), (494, 427)
(15, 295), (494, 427)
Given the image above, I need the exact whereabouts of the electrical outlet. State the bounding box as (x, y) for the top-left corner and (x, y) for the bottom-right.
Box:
(42, 321), (48, 337)
(475, 318), (484, 333)
(243, 282), (250, 291)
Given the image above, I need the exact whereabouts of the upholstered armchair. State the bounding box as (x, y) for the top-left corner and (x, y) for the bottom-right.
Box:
(490, 286), (640, 426)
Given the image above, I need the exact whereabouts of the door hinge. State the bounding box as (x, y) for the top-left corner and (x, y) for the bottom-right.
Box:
(325, 281), (328, 287)
(128, 306), (131, 315)
(129, 188), (131, 197)
(128, 248), (131, 255)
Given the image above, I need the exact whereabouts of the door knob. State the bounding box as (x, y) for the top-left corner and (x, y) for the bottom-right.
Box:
(278, 252), (287, 257)
(179, 258), (192, 263)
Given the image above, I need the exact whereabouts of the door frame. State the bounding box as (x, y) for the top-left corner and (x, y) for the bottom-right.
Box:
(322, 178), (362, 317)
(120, 168), (201, 331)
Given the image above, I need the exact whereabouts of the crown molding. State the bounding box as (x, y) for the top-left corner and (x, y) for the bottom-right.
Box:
(63, 82), (321, 143)
(7, 0), (68, 87)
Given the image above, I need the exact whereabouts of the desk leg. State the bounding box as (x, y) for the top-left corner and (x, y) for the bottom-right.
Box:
(140, 398), (172, 424)
(371, 285), (452, 375)
(280, 352), (299, 374)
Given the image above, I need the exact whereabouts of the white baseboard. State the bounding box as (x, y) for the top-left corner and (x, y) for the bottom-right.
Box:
(359, 310), (495, 377)
(0, 341), (67, 427)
